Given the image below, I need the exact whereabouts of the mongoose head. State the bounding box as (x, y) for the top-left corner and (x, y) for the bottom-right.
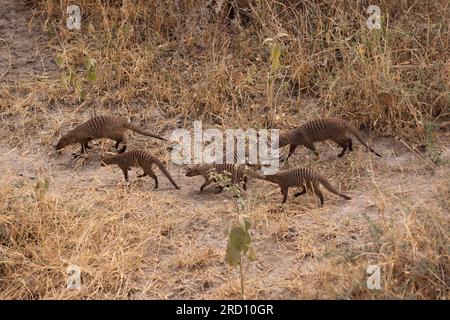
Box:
(55, 134), (75, 150)
(277, 134), (290, 148)
(185, 166), (201, 177)
(100, 155), (115, 166)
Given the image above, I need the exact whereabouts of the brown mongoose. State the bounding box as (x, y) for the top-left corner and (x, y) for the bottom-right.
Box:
(248, 167), (351, 205)
(278, 117), (382, 160)
(101, 150), (180, 189)
(55, 115), (167, 154)
(185, 163), (248, 193)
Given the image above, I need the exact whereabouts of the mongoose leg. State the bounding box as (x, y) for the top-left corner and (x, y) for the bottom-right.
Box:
(80, 139), (93, 153)
(145, 168), (158, 188)
(315, 187), (324, 206)
(80, 142), (87, 154)
(280, 144), (297, 162)
(151, 175), (159, 188)
(243, 176), (248, 191)
(305, 142), (319, 157)
(348, 138), (353, 152)
(200, 179), (213, 191)
(286, 144), (298, 161)
(294, 187), (307, 197)
(338, 144), (348, 157)
(281, 187), (289, 204)
(72, 141), (90, 158)
(83, 142), (92, 150)
(121, 167), (129, 181)
(337, 138), (349, 157)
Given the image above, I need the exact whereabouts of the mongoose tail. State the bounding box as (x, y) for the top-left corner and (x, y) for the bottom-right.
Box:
(124, 122), (167, 141)
(345, 122), (382, 157)
(318, 175), (351, 200)
(152, 157), (180, 189)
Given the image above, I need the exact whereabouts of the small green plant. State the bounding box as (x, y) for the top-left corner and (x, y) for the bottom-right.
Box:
(209, 169), (255, 298)
(225, 214), (255, 299)
(206, 168), (255, 298)
(263, 33), (289, 126)
(207, 168), (246, 200)
(56, 54), (97, 100)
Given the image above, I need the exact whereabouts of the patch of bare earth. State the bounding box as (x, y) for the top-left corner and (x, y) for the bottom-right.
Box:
(1, 128), (448, 298)
(0, 0), (56, 81)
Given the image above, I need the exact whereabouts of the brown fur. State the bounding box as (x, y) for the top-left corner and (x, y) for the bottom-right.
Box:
(101, 150), (180, 189)
(55, 116), (166, 154)
(279, 117), (382, 161)
(249, 167), (351, 205)
(185, 163), (248, 193)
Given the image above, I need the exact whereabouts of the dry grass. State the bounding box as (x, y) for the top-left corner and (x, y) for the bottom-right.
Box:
(2, 0), (449, 141)
(0, 0), (449, 299)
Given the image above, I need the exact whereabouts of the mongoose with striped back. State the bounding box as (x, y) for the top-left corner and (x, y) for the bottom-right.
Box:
(55, 115), (167, 154)
(101, 149), (180, 189)
(185, 163), (249, 193)
(248, 167), (351, 205)
(278, 117), (382, 161)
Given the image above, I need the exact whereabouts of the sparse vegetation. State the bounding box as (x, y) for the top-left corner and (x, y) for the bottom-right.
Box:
(225, 214), (255, 300)
(0, 0), (449, 299)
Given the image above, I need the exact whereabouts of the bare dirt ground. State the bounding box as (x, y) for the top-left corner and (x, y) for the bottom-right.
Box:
(0, 0), (56, 81)
(0, 0), (449, 299)
(1, 130), (448, 299)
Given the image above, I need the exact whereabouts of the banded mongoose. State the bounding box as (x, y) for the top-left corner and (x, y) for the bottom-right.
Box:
(101, 150), (180, 189)
(185, 163), (249, 193)
(249, 167), (351, 205)
(278, 117), (382, 160)
(55, 115), (167, 154)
